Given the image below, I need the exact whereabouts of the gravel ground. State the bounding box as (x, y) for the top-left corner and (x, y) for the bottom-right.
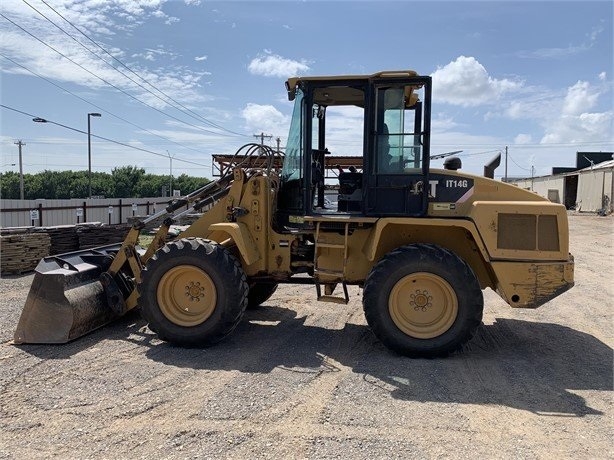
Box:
(0, 214), (612, 459)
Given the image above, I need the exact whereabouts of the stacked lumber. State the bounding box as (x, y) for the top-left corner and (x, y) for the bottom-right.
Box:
(176, 213), (202, 225)
(0, 231), (51, 275)
(77, 223), (131, 249)
(0, 223), (133, 274)
(33, 225), (79, 255)
(0, 227), (35, 236)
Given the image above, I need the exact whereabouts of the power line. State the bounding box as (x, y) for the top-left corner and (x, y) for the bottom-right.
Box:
(0, 104), (212, 170)
(23, 0), (249, 138)
(0, 12), (238, 138)
(507, 152), (531, 172)
(431, 141), (613, 147)
(457, 149), (500, 158)
(2, 162), (211, 171)
(0, 53), (219, 157)
(36, 0), (246, 136)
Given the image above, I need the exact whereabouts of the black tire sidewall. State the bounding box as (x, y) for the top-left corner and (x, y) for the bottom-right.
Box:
(139, 238), (247, 346)
(363, 244), (483, 357)
(247, 282), (279, 308)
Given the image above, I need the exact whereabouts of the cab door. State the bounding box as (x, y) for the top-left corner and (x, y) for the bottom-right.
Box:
(364, 79), (431, 217)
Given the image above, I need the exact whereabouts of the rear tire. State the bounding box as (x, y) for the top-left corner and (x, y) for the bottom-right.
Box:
(363, 244), (483, 358)
(138, 238), (248, 346)
(247, 282), (278, 309)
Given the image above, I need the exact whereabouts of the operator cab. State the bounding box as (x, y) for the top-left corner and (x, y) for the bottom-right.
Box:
(276, 71), (432, 229)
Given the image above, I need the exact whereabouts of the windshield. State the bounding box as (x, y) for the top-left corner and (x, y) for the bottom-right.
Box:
(281, 87), (304, 181)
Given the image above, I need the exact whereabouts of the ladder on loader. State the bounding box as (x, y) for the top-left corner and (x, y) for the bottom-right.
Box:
(313, 220), (350, 304)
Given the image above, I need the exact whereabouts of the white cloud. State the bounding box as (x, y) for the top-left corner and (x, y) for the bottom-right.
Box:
(320, 106), (364, 154)
(599, 72), (607, 81)
(516, 24), (603, 60)
(0, 2), (209, 111)
(514, 134), (532, 145)
(248, 52), (310, 78)
(516, 44), (589, 60)
(132, 46), (178, 62)
(504, 101), (524, 120)
(241, 103), (289, 134)
(431, 114), (461, 132)
(578, 112), (613, 135)
(538, 80), (611, 144)
(194, 55), (208, 62)
(562, 81), (599, 115)
(500, 89), (562, 121)
(541, 111), (613, 145)
(431, 56), (521, 107)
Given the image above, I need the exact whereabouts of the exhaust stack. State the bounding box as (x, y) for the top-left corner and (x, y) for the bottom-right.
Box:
(484, 153), (501, 179)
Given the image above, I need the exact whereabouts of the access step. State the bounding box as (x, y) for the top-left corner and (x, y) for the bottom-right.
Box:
(315, 282), (349, 305)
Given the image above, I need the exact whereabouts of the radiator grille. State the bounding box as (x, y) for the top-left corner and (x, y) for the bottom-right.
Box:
(538, 215), (559, 251)
(497, 213), (560, 252)
(498, 214), (536, 250)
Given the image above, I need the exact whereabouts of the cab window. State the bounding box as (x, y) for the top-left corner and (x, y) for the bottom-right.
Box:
(374, 86), (423, 174)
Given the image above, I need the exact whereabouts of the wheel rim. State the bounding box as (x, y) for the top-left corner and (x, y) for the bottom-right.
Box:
(157, 265), (217, 327)
(389, 272), (458, 339)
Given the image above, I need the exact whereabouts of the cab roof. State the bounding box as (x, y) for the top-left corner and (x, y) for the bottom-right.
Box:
(285, 70), (422, 107)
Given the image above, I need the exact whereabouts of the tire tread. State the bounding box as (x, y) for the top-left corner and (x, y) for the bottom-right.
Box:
(363, 243), (483, 358)
(139, 237), (248, 346)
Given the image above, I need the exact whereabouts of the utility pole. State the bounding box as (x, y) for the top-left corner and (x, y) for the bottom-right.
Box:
(167, 150), (175, 197)
(87, 112), (101, 199)
(276, 137), (281, 153)
(14, 140), (25, 200)
(253, 132), (273, 146)
(253, 133), (273, 169)
(504, 145), (508, 182)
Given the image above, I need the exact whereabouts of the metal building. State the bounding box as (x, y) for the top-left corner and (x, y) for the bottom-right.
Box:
(510, 154), (613, 214)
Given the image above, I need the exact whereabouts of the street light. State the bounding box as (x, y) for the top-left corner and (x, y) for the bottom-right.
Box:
(87, 112), (101, 199)
(31, 118), (50, 200)
(1, 163), (16, 175)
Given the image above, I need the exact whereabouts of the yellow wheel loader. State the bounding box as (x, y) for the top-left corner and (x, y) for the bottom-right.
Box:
(14, 70), (575, 357)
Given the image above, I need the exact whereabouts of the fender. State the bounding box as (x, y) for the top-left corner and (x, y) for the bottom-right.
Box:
(363, 217), (491, 262)
(208, 222), (261, 266)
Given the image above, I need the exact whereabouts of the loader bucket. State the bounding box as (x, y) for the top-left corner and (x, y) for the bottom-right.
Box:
(14, 244), (123, 344)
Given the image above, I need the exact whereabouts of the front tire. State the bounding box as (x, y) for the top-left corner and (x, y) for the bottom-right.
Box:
(247, 282), (278, 309)
(138, 238), (248, 346)
(363, 244), (483, 358)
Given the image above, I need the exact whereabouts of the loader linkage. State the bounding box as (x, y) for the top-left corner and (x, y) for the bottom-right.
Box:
(14, 144), (275, 344)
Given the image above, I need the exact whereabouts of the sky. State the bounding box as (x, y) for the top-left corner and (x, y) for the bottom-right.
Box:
(0, 0), (612, 182)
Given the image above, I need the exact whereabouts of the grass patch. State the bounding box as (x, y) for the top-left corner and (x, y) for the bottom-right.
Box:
(138, 234), (155, 248)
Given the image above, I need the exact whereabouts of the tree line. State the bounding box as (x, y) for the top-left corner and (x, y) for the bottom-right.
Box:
(0, 166), (211, 200)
